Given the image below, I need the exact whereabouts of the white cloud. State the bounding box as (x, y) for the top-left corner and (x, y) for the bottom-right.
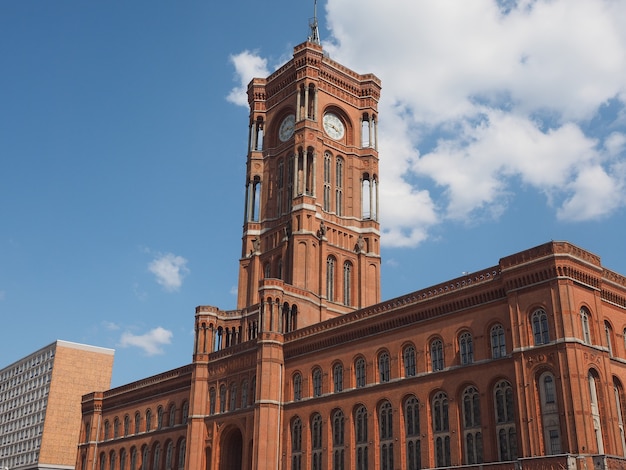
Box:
(118, 327), (173, 356)
(226, 51), (270, 106)
(148, 253), (189, 292)
(102, 321), (120, 331)
(228, 0), (626, 246)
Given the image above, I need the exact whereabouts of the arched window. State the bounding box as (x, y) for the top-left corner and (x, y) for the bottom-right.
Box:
(332, 410), (345, 470)
(241, 380), (249, 408)
(379, 401), (394, 470)
(152, 443), (161, 470)
(581, 307), (591, 344)
(460, 332), (473, 365)
(312, 368), (322, 397)
(134, 412), (141, 434)
(355, 406), (369, 470)
(291, 417), (302, 470)
(589, 370), (605, 453)
(182, 401), (189, 424)
(109, 451), (116, 470)
(219, 384), (227, 412)
(229, 383), (238, 411)
(343, 261), (352, 306)
(605, 321), (614, 356)
(378, 351), (390, 383)
(532, 309), (550, 345)
(264, 262), (271, 279)
(311, 413), (323, 470)
(403, 345), (416, 377)
(355, 357), (366, 388)
(165, 441), (173, 470)
(432, 391), (450, 467)
(614, 378), (626, 456)
(327, 256), (336, 302)
(120, 448), (127, 470)
(99, 452), (106, 470)
(335, 157), (344, 216)
(333, 363), (344, 393)
(145, 410), (152, 432)
(114, 417), (120, 438)
(491, 324), (506, 358)
(212, 389), (221, 416)
(323, 152), (332, 212)
(462, 386), (483, 464)
(494, 380), (517, 461)
(157, 406), (163, 430)
(104, 420), (110, 440)
(431, 339), (444, 371)
(130, 447), (138, 470)
(538, 372), (561, 454)
(124, 415), (130, 437)
(141, 446), (149, 470)
(404, 396), (421, 470)
(168, 405), (175, 428)
(178, 439), (186, 470)
(293, 373), (302, 401)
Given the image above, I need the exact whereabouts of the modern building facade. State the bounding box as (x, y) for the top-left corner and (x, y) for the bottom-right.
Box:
(76, 22), (626, 470)
(0, 340), (114, 470)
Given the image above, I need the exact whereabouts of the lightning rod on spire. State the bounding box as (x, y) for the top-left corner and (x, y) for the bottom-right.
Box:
(308, 0), (321, 45)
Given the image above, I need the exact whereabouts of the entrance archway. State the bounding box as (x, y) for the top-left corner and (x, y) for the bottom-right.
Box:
(219, 426), (243, 470)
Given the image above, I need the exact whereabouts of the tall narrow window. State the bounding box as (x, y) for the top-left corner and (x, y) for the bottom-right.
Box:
(152, 444), (161, 470)
(241, 380), (249, 408)
(120, 449), (127, 470)
(403, 345), (416, 377)
(324, 152), (332, 212)
(335, 157), (344, 216)
(182, 401), (189, 424)
(312, 368), (322, 397)
(343, 261), (352, 306)
(614, 379), (626, 456)
(178, 439), (186, 470)
(355, 357), (366, 388)
(532, 309), (550, 345)
(141, 446), (149, 470)
(432, 392), (450, 467)
(219, 384), (227, 413)
(124, 415), (130, 437)
(460, 332), (474, 365)
(311, 413), (323, 470)
(293, 373), (302, 401)
(277, 159), (284, 216)
(165, 442), (173, 470)
(462, 386), (483, 464)
(110, 451), (116, 470)
(114, 417), (119, 438)
(539, 372), (561, 454)
(355, 406), (369, 470)
(333, 363), (344, 393)
(168, 405), (175, 428)
(581, 308), (591, 344)
(332, 410), (345, 470)
(291, 417), (302, 470)
(145, 410), (152, 432)
(378, 351), (390, 383)
(494, 380), (517, 461)
(405, 396), (421, 470)
(431, 339), (444, 371)
(379, 401), (394, 470)
(605, 321), (614, 356)
(229, 383), (237, 411)
(491, 324), (506, 358)
(131, 448), (137, 470)
(327, 257), (336, 302)
(134, 413), (141, 435)
(589, 371), (605, 453)
(209, 388), (216, 415)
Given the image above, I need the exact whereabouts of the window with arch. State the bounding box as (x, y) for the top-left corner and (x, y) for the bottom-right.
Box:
(168, 404), (176, 428)
(460, 332), (474, 365)
(605, 321), (614, 356)
(532, 308), (550, 345)
(157, 406), (163, 430)
(538, 372), (561, 454)
(335, 157), (344, 216)
(208, 387), (215, 415)
(333, 363), (344, 393)
(355, 405), (369, 470)
(431, 339), (444, 371)
(404, 396), (421, 470)
(581, 307), (591, 344)
(146, 409), (152, 432)
(462, 386), (483, 464)
(182, 401), (188, 425)
(134, 412), (141, 434)
(355, 357), (366, 388)
(141, 446), (149, 470)
(178, 439), (186, 470)
(494, 380), (517, 461)
(264, 262), (271, 279)
(403, 345), (416, 377)
(614, 378), (626, 456)
(588, 370), (605, 454)
(491, 324), (506, 358)
(332, 409), (345, 470)
(324, 152), (332, 212)
(291, 417), (302, 470)
(311, 413), (323, 470)
(327, 256), (336, 302)
(103, 420), (110, 440)
(312, 368), (323, 397)
(241, 380), (249, 408)
(230, 383), (238, 411)
(99, 452), (106, 470)
(113, 417), (120, 438)
(293, 373), (302, 401)
(165, 441), (174, 470)
(379, 401), (394, 470)
(130, 447), (138, 470)
(152, 443), (161, 470)
(219, 384), (227, 412)
(343, 261), (352, 306)
(124, 415), (130, 437)
(378, 351), (390, 383)
(120, 449), (127, 470)
(109, 451), (116, 470)
(432, 391), (450, 467)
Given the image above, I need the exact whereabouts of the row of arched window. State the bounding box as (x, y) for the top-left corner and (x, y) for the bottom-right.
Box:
(290, 381), (517, 470)
(87, 439), (186, 470)
(98, 403), (188, 442)
(579, 306), (626, 359)
(208, 377), (255, 416)
(326, 256), (353, 306)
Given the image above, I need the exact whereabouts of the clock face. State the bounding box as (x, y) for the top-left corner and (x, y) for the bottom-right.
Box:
(278, 114), (295, 142)
(323, 113), (345, 140)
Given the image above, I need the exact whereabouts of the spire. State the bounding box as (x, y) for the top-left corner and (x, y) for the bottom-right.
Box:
(308, 0), (321, 45)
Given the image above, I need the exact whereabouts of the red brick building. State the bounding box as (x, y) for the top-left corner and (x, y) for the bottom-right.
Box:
(77, 27), (626, 470)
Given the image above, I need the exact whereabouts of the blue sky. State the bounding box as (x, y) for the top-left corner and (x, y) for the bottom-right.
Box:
(1, 0), (625, 388)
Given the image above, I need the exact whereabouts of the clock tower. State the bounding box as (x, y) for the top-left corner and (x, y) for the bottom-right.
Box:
(237, 22), (382, 332)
